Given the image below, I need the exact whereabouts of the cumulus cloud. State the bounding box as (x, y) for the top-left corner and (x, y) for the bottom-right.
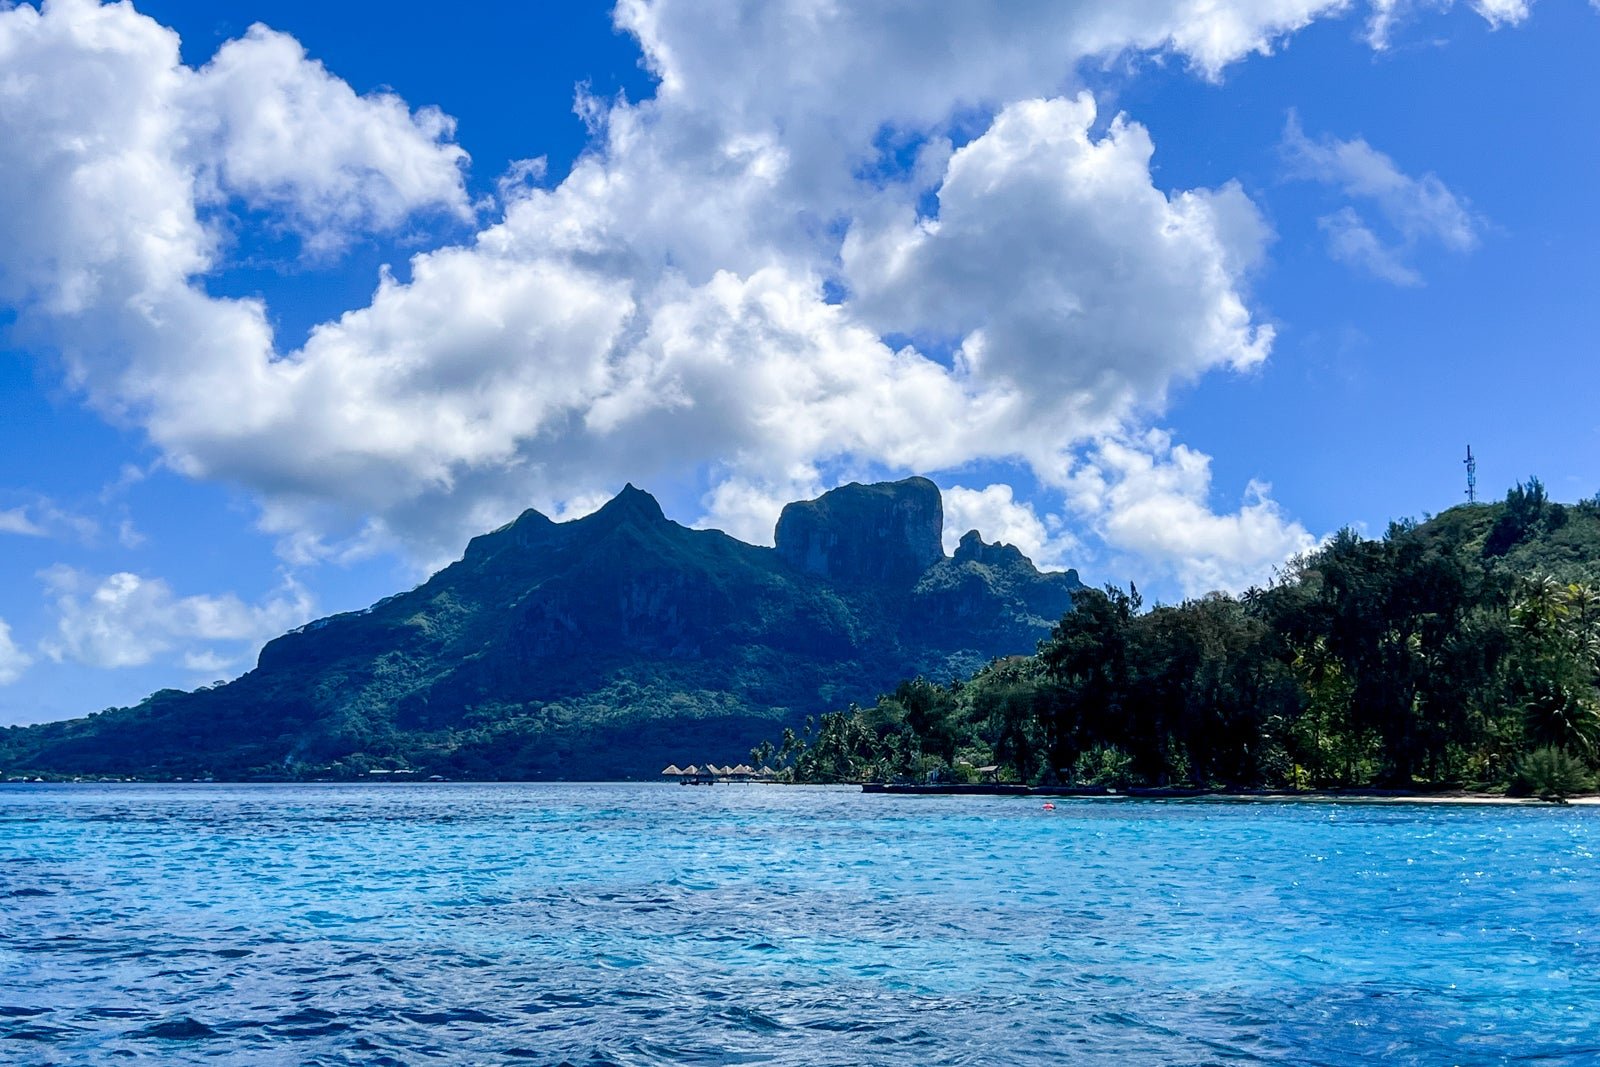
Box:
(0, 0), (467, 316)
(617, 0), (1348, 128)
(0, 0), (1530, 594)
(845, 95), (1272, 439)
(0, 619), (32, 685)
(1068, 431), (1320, 597)
(1284, 113), (1480, 284)
(190, 23), (471, 255)
(39, 566), (314, 673)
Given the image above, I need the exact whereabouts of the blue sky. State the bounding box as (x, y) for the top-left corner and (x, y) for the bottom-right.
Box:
(1, 0), (1596, 726)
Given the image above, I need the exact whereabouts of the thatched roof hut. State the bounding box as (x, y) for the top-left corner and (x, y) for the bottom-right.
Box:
(661, 765), (683, 776)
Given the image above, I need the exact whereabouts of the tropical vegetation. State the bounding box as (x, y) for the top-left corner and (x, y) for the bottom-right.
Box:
(766, 481), (1600, 797)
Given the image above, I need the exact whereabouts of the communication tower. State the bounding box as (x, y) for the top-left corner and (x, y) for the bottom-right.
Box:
(1464, 445), (1477, 505)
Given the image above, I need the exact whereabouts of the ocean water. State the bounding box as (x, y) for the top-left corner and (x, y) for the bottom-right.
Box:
(1, 785), (1597, 1066)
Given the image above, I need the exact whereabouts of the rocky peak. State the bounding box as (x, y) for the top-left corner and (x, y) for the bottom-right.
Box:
(952, 529), (1032, 570)
(461, 484), (667, 564)
(461, 506), (557, 562)
(774, 477), (944, 584)
(587, 483), (668, 527)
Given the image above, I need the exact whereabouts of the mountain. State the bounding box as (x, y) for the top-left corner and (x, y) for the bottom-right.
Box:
(0, 478), (1083, 780)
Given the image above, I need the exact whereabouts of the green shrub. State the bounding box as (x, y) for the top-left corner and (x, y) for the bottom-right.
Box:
(1074, 745), (1138, 788)
(1511, 746), (1593, 801)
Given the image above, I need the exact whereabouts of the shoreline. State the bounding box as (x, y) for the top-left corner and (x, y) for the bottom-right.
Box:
(859, 783), (1599, 805)
(2, 779), (1593, 804)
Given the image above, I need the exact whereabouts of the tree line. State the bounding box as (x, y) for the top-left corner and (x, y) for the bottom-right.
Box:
(757, 482), (1600, 798)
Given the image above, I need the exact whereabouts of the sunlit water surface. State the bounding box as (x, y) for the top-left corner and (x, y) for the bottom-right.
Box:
(2, 783), (1597, 1065)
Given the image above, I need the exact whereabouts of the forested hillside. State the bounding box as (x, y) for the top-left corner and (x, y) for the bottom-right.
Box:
(775, 481), (1600, 798)
(0, 479), (1081, 780)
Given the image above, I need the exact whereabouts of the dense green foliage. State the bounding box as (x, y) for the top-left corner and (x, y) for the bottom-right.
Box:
(0, 480), (1080, 781)
(772, 484), (1600, 795)
(1512, 747), (1593, 801)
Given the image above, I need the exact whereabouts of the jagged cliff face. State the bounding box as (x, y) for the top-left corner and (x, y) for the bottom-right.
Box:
(775, 477), (945, 583)
(4, 479), (1084, 780)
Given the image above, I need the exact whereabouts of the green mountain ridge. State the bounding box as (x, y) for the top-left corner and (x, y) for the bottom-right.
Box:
(0, 478), (1084, 780)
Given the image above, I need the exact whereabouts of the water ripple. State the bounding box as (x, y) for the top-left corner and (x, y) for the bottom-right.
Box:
(1, 783), (1597, 1064)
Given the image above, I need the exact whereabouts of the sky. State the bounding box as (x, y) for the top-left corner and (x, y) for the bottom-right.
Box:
(1, 0), (1597, 726)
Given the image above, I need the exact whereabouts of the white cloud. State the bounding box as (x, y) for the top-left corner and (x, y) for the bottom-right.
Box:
(0, 499), (99, 542)
(0, 0), (466, 317)
(845, 94), (1272, 439)
(1318, 207), (1423, 286)
(0, 619), (32, 685)
(39, 566), (314, 673)
(617, 0), (1348, 129)
(942, 484), (1081, 570)
(181, 649), (236, 676)
(1367, 0), (1532, 47)
(1471, 0), (1532, 26)
(115, 518), (146, 549)
(1068, 431), (1320, 597)
(1284, 114), (1480, 284)
(1366, 1), (1429, 46)
(1285, 115), (1478, 250)
(0, 508), (46, 537)
(189, 23), (471, 256)
(0, 0), (1534, 593)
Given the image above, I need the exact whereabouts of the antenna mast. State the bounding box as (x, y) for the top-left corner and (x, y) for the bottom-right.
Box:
(1464, 445), (1477, 505)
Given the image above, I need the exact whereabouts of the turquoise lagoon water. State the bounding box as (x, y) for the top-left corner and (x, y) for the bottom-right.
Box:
(1, 783), (1597, 1065)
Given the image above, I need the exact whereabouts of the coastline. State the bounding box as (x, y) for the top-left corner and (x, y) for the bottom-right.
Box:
(859, 783), (1599, 805)
(3, 779), (1593, 804)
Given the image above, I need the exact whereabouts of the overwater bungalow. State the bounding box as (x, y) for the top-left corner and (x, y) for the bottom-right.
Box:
(661, 761), (781, 784)
(665, 763), (717, 785)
